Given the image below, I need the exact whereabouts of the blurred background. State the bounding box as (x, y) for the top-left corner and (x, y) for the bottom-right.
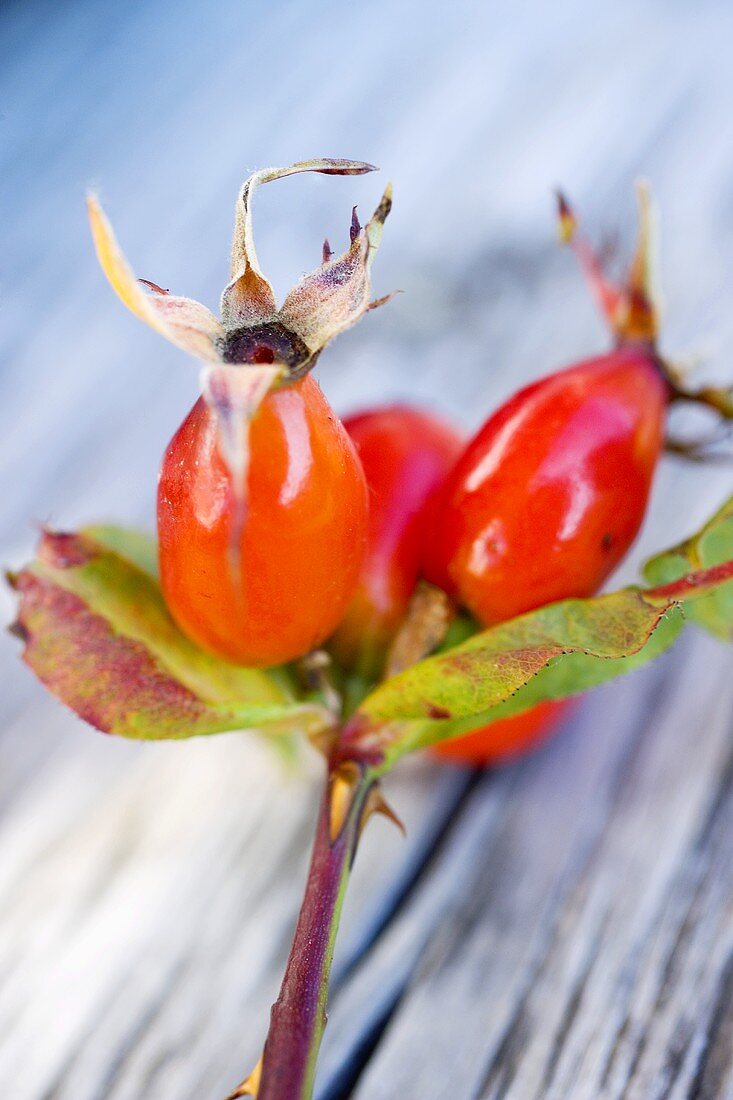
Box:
(2, 1), (733, 1098)
(3, 0), (733, 552)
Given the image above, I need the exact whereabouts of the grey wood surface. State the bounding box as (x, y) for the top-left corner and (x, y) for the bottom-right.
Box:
(2, 1), (733, 1097)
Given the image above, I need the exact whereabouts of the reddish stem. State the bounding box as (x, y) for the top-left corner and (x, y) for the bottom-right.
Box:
(646, 558), (733, 604)
(255, 764), (373, 1100)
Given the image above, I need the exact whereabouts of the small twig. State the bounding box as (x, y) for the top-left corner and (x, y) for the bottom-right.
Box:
(384, 581), (454, 679)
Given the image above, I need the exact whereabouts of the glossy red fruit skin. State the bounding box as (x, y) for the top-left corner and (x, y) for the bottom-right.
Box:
(423, 345), (669, 625)
(331, 406), (463, 678)
(158, 375), (369, 668)
(432, 699), (573, 766)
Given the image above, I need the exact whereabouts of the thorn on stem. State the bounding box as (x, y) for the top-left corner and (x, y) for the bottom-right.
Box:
(322, 238), (333, 263)
(360, 784), (406, 839)
(225, 1056), (262, 1099)
(329, 761), (362, 842)
(350, 206), (361, 243)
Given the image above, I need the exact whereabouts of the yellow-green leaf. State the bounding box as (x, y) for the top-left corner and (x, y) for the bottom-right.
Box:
(83, 523), (160, 577)
(345, 550), (733, 766)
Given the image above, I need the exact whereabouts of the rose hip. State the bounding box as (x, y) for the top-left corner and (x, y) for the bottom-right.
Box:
(424, 186), (678, 626)
(159, 377), (368, 667)
(332, 405), (462, 679)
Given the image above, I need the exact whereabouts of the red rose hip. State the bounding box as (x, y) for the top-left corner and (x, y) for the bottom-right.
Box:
(87, 158), (393, 668)
(332, 405), (462, 678)
(425, 185), (676, 626)
(423, 344), (668, 623)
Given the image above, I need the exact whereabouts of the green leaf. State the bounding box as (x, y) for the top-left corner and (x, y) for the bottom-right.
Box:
(83, 523), (160, 578)
(347, 548), (733, 767)
(8, 529), (332, 741)
(643, 494), (733, 640)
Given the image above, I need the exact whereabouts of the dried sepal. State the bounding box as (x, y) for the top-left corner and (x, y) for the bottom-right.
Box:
(88, 159), (389, 378)
(199, 362), (287, 600)
(557, 182), (660, 344)
(87, 160), (392, 492)
(617, 180), (661, 343)
(220, 158), (376, 329)
(87, 194), (225, 362)
(385, 580), (454, 678)
(559, 187), (733, 425)
(278, 183), (393, 374)
(555, 189), (621, 325)
(200, 363), (285, 485)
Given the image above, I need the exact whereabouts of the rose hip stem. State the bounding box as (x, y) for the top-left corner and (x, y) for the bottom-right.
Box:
(230, 761), (382, 1100)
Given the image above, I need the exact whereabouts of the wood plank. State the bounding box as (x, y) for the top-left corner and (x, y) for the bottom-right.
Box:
(332, 638), (733, 1099)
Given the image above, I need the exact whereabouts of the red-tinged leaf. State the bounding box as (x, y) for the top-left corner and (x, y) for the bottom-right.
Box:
(345, 555), (733, 766)
(7, 529), (333, 741)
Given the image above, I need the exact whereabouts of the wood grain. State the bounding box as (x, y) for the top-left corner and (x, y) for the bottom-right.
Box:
(1, 0), (733, 1097)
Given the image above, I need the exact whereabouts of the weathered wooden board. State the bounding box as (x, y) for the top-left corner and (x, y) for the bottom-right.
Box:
(1, 0), (733, 1097)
